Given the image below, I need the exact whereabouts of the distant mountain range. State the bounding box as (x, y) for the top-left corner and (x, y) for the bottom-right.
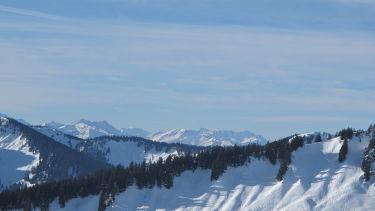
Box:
(42, 119), (268, 146)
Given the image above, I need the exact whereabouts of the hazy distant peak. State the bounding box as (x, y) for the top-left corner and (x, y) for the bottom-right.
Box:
(44, 121), (64, 128)
(150, 128), (268, 147)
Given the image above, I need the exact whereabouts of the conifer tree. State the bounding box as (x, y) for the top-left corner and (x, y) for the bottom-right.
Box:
(315, 134), (322, 142)
(338, 139), (348, 162)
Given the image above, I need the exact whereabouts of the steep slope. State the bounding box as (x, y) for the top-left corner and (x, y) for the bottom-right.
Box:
(107, 136), (373, 211)
(150, 128), (268, 146)
(8, 128), (372, 211)
(70, 131), (373, 210)
(0, 117), (110, 189)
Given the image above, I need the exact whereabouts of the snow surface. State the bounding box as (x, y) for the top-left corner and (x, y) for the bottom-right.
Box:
(52, 134), (374, 211)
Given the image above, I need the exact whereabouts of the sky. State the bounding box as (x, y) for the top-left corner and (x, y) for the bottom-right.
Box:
(0, 0), (374, 139)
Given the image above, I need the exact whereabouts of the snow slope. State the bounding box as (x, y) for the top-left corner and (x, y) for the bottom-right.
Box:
(150, 128), (268, 146)
(46, 132), (374, 211)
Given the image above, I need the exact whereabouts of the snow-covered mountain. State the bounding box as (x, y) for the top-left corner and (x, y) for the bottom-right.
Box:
(4, 127), (373, 211)
(0, 117), (109, 189)
(151, 128), (268, 146)
(103, 133), (375, 211)
(2, 114), (374, 211)
(43, 119), (267, 146)
(44, 119), (128, 139)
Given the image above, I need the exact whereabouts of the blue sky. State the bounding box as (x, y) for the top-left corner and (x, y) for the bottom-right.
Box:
(0, 0), (374, 139)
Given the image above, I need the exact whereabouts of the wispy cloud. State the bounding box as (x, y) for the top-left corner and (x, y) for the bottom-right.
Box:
(0, 5), (66, 21)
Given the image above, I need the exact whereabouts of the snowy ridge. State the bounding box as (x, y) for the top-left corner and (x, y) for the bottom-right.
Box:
(45, 132), (375, 211)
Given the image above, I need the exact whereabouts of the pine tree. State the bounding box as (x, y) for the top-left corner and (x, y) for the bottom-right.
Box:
(97, 191), (107, 211)
(368, 124), (373, 132)
(338, 139), (348, 162)
(276, 146), (291, 181)
(361, 159), (371, 181)
(210, 156), (226, 180)
(290, 136), (304, 151)
(315, 134), (322, 142)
